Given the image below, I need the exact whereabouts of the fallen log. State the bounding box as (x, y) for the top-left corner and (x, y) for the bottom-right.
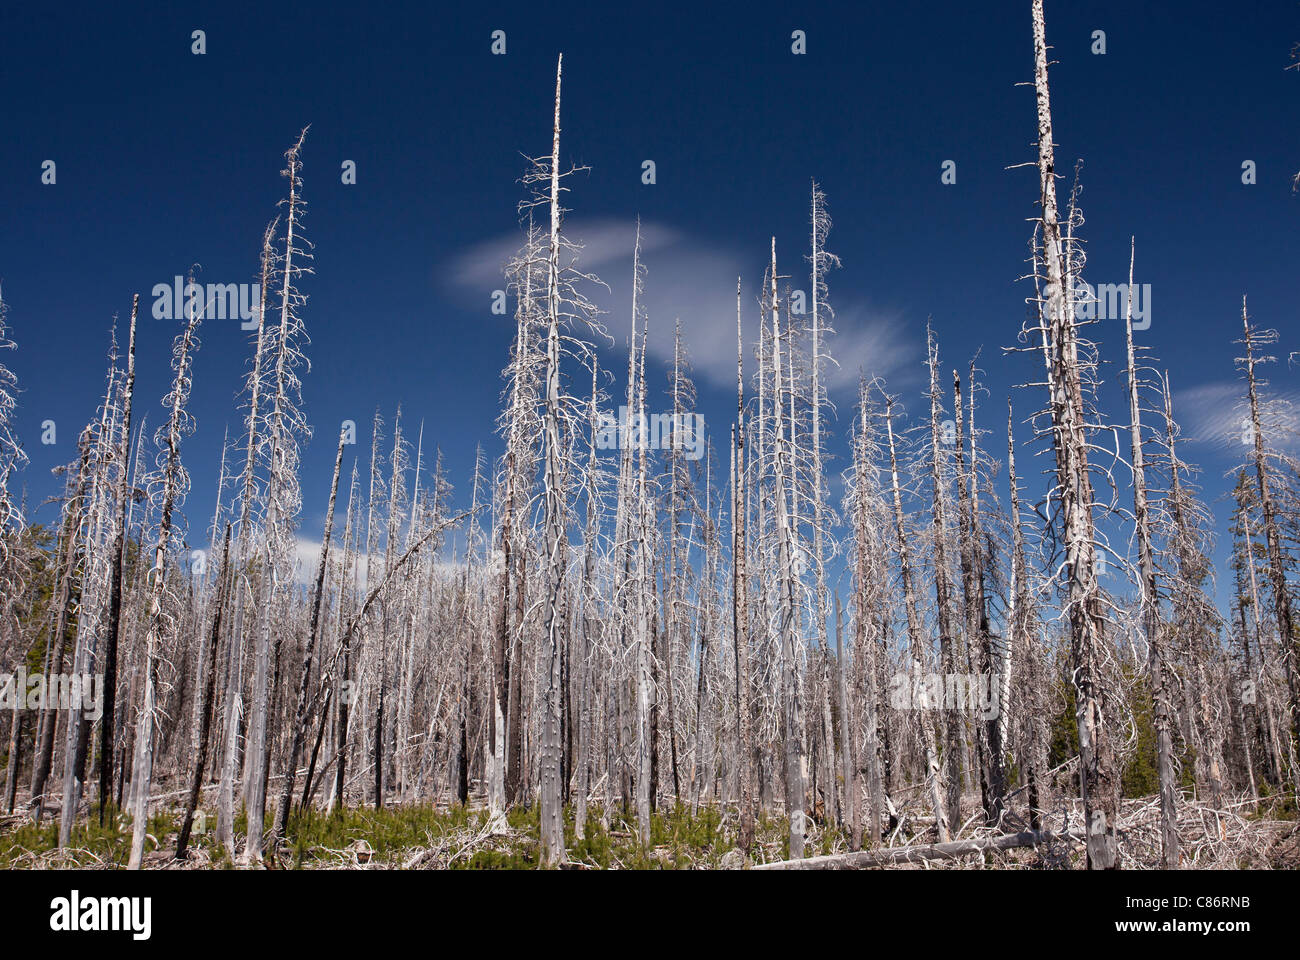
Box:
(752, 829), (1083, 870)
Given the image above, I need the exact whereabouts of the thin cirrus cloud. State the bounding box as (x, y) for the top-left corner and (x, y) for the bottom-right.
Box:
(1173, 379), (1300, 456)
(445, 217), (918, 396)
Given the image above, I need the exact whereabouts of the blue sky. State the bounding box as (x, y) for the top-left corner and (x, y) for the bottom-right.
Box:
(2, 0), (1298, 604)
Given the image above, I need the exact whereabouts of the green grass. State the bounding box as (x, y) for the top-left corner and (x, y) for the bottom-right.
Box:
(0, 803), (175, 868)
(0, 797), (838, 869)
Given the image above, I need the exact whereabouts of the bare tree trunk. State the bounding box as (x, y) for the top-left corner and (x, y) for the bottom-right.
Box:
(3, 697), (20, 815)
(954, 367), (1004, 824)
(634, 325), (654, 846)
(537, 54), (568, 865)
(30, 461), (87, 822)
(1006, 402), (1043, 830)
(808, 182), (838, 826)
(770, 239), (806, 858)
(177, 524), (232, 859)
(1239, 301), (1300, 756)
(244, 129), (310, 864)
(99, 295), (138, 825)
(925, 329), (965, 836)
(128, 288), (201, 870)
(733, 278), (754, 852)
(271, 428), (346, 849)
(1237, 501), (1284, 786)
(835, 592), (859, 848)
(1030, 0), (1120, 868)
(885, 400), (950, 840)
(1122, 242), (1178, 867)
(217, 218), (277, 853)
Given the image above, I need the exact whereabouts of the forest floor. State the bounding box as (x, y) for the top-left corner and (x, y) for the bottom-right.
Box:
(0, 791), (1296, 869)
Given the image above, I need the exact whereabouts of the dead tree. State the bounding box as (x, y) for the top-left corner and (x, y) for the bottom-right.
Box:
(768, 239), (807, 858)
(924, 328), (967, 836)
(885, 395), (949, 840)
(1026, 0), (1120, 867)
(176, 523), (232, 859)
(271, 428), (346, 848)
(807, 182), (840, 821)
(1237, 301), (1300, 758)
(98, 295), (139, 825)
(519, 54), (608, 861)
(1121, 241), (1177, 866)
(244, 128), (313, 864)
(733, 277), (754, 851)
(217, 217), (278, 853)
(59, 337), (123, 847)
(954, 364), (1005, 825)
(128, 279), (201, 870)
(1155, 375), (1226, 807)
(0, 288), (28, 815)
(1006, 400), (1045, 829)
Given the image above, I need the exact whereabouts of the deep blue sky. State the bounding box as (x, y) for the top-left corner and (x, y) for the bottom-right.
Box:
(2, 1), (1298, 600)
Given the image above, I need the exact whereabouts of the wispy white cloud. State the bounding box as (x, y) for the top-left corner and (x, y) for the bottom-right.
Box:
(445, 218), (682, 291)
(446, 219), (919, 396)
(1174, 379), (1300, 456)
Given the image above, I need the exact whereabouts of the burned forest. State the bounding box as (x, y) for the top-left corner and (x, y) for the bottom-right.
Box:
(1, 1), (1298, 877)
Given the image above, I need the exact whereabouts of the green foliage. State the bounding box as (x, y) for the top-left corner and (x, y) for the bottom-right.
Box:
(0, 797), (830, 869)
(1047, 675), (1079, 773)
(1122, 675), (1159, 796)
(1120, 670), (1197, 798)
(1047, 666), (1200, 800)
(286, 803), (481, 866)
(0, 805), (174, 867)
(461, 846), (536, 869)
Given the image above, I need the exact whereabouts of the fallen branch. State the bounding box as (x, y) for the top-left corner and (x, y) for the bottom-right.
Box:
(752, 829), (1084, 870)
